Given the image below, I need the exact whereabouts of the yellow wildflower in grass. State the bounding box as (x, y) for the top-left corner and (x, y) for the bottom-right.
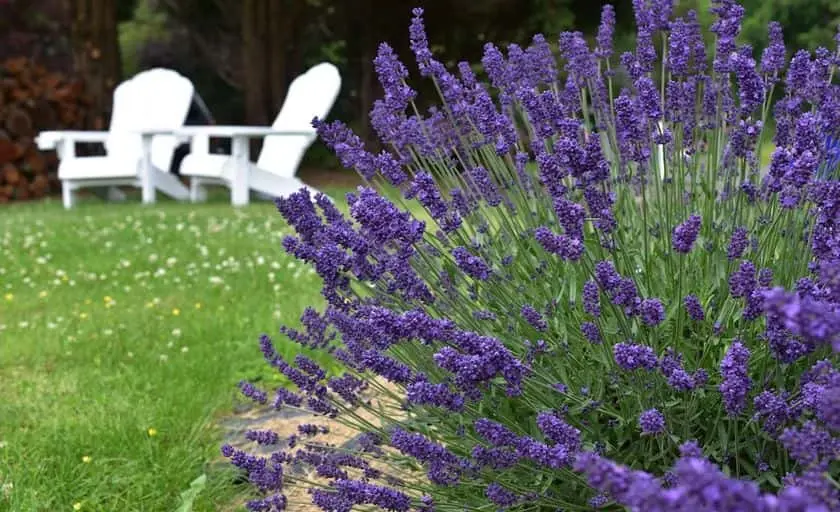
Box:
(81, 455), (91, 463)
(84, 298), (91, 305)
(79, 312), (88, 320)
(38, 290), (48, 298)
(103, 296), (112, 303)
(3, 293), (12, 301)
(172, 308), (180, 316)
(147, 428), (158, 437)
(194, 302), (202, 309)
(73, 502), (82, 510)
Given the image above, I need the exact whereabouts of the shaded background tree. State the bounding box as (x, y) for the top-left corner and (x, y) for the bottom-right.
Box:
(65, 0), (123, 129)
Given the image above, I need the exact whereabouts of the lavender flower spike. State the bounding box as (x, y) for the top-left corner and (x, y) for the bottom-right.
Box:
(672, 214), (702, 253)
(719, 340), (751, 416)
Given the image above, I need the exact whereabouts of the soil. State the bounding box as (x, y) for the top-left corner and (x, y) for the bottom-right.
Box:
(297, 167), (363, 189)
(214, 379), (406, 511)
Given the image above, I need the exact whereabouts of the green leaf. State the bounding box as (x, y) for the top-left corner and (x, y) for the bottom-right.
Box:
(174, 474), (207, 512)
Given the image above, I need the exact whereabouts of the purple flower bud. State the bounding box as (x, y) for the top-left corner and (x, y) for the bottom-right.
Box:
(238, 381), (267, 404)
(452, 247), (492, 280)
(761, 22), (786, 76)
(581, 322), (603, 344)
(672, 214), (702, 253)
(719, 340), (751, 416)
(683, 294), (705, 321)
(245, 430), (280, 445)
(640, 298), (666, 326)
(595, 5), (616, 59)
(639, 408), (666, 434)
(534, 226), (584, 261)
(486, 483), (519, 507)
(521, 304), (548, 331)
(614, 342), (658, 371)
(583, 280), (601, 317)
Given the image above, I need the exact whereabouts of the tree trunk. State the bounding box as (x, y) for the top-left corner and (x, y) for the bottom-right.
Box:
(66, 0), (121, 130)
(241, 0), (303, 156)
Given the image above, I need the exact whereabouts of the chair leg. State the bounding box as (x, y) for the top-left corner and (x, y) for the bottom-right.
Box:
(62, 181), (74, 209)
(189, 179), (205, 203)
(141, 173), (156, 204)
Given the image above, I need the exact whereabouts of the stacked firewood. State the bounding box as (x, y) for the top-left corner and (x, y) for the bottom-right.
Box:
(0, 56), (90, 202)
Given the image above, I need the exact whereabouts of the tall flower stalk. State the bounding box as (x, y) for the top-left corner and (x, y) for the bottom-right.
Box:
(226, 2), (840, 510)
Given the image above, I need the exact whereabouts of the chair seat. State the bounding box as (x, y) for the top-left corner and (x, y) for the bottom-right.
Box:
(58, 156), (141, 180)
(179, 153), (239, 180)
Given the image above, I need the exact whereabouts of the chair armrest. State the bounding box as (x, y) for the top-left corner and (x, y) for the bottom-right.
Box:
(36, 130), (112, 150)
(173, 126), (315, 139)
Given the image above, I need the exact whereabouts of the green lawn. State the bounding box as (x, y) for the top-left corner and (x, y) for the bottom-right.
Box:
(0, 190), (349, 511)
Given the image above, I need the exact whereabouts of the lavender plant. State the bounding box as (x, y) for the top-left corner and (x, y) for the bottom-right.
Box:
(224, 1), (840, 510)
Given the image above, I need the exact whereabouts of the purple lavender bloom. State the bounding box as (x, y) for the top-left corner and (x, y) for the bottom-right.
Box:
(297, 423), (328, 436)
(638, 408), (666, 434)
(639, 298), (666, 326)
(761, 22), (787, 76)
(331, 479), (411, 511)
(683, 294), (705, 321)
(595, 5), (616, 59)
(559, 31), (596, 85)
(672, 214), (702, 253)
(534, 226), (584, 261)
(521, 304), (548, 331)
(719, 340), (751, 416)
(668, 16), (693, 75)
(660, 349), (700, 391)
(576, 450), (830, 511)
(328, 374), (365, 404)
(537, 411), (582, 452)
(469, 166), (503, 207)
(729, 260), (757, 298)
(762, 287), (840, 348)
(272, 387), (303, 409)
(635, 76), (662, 121)
(390, 428), (465, 485)
(727, 226), (750, 260)
(485, 483), (518, 508)
(221, 444), (282, 493)
(581, 322), (602, 344)
(813, 383), (839, 431)
(613, 342), (658, 371)
(239, 381), (267, 404)
(594, 261), (622, 291)
(583, 280), (601, 317)
(408, 8), (436, 78)
(245, 495), (286, 512)
(406, 172), (461, 233)
(753, 390), (792, 434)
(406, 378), (465, 412)
(245, 430), (280, 445)
(710, 0), (745, 73)
(778, 421), (837, 466)
(632, 0), (657, 73)
(730, 47), (764, 116)
(452, 247), (491, 280)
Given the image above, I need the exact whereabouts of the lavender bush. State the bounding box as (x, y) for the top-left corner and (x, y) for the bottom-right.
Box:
(224, 1), (840, 510)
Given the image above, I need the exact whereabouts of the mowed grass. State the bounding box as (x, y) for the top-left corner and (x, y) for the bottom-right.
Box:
(0, 190), (350, 511)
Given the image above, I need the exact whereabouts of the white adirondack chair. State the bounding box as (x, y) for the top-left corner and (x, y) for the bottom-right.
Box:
(36, 68), (194, 209)
(178, 62), (341, 206)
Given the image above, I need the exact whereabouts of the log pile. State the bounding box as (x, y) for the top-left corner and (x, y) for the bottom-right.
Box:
(0, 56), (90, 202)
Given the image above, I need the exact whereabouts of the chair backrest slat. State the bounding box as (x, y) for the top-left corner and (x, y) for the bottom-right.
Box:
(256, 63), (341, 177)
(105, 68), (194, 172)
